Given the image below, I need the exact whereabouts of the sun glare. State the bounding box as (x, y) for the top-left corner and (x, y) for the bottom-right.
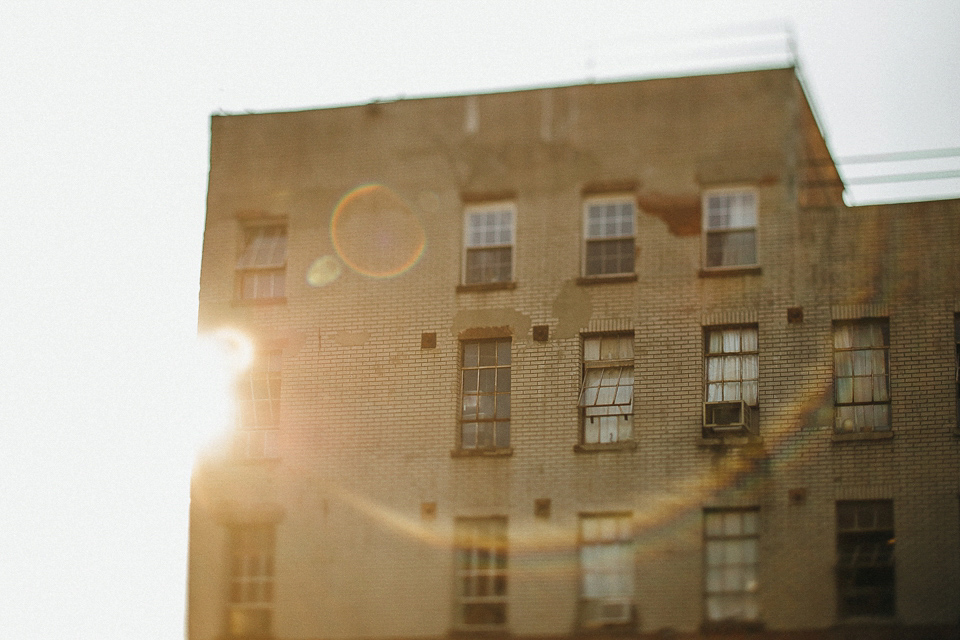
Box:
(185, 328), (253, 460)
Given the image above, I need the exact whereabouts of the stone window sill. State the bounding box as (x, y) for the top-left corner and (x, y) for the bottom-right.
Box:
(450, 447), (514, 458)
(698, 266), (762, 278)
(456, 281), (517, 293)
(700, 620), (765, 634)
(832, 431), (894, 443)
(576, 274), (638, 286)
(574, 440), (637, 453)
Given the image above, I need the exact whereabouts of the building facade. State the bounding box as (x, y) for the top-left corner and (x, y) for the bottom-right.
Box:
(189, 68), (960, 639)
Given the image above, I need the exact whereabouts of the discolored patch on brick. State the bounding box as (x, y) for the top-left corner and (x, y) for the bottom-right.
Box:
(636, 191), (701, 236)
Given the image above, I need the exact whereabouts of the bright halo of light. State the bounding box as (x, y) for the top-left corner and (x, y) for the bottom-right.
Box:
(185, 328), (253, 458)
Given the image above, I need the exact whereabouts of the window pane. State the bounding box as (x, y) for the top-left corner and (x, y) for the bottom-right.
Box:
(584, 337), (600, 361)
(495, 395), (510, 419)
(479, 342), (497, 366)
(495, 422), (510, 447)
(462, 370), (478, 393)
(478, 368), (496, 392)
(497, 340), (511, 365)
(461, 423), (477, 448)
(477, 423), (494, 447)
(463, 343), (479, 368)
(706, 230), (756, 267)
(707, 357), (723, 382)
(496, 367), (510, 392)
(478, 395), (495, 419)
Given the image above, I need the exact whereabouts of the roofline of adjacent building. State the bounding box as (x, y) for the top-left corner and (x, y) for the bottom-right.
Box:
(210, 63), (799, 119)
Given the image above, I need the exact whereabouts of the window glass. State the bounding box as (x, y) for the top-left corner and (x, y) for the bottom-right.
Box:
(579, 334), (634, 444)
(584, 199), (635, 276)
(460, 339), (510, 449)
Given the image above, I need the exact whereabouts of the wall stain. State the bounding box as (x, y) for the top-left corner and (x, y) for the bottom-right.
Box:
(552, 280), (592, 340)
(334, 331), (371, 346)
(451, 308), (531, 340)
(636, 191), (701, 236)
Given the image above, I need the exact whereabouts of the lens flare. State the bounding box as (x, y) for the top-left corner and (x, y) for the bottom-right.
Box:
(306, 255), (343, 287)
(330, 184), (426, 278)
(187, 328), (253, 457)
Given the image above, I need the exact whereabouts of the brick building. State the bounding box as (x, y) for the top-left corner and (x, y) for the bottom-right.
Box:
(188, 67), (960, 639)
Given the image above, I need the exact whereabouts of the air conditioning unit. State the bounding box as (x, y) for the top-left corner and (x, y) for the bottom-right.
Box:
(703, 401), (758, 436)
(582, 598), (632, 625)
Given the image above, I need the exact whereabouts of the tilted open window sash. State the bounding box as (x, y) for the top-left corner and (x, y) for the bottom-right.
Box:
(578, 365), (634, 416)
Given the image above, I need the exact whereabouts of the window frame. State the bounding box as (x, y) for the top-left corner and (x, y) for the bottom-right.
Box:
(835, 500), (896, 619)
(454, 516), (508, 629)
(578, 333), (635, 445)
(578, 512), (635, 627)
(226, 523), (275, 639)
(461, 202), (516, 286)
(832, 319), (891, 434)
(235, 349), (282, 460)
(703, 325), (759, 437)
(701, 188), (759, 271)
(702, 508), (760, 626)
(582, 195), (636, 278)
(235, 223), (287, 302)
(458, 338), (511, 452)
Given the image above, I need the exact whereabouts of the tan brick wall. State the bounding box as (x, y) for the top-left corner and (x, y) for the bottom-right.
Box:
(190, 68), (960, 639)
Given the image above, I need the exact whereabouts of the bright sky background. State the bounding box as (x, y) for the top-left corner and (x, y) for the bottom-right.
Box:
(0, 1), (957, 638)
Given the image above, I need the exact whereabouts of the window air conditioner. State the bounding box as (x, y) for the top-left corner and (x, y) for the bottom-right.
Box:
(703, 401), (758, 436)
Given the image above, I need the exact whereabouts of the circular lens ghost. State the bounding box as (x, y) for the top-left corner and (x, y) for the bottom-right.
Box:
(330, 184), (426, 278)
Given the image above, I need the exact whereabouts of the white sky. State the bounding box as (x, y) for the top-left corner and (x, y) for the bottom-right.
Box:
(0, 1), (957, 638)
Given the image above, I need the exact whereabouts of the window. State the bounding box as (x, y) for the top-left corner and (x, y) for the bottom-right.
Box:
(463, 204), (514, 284)
(833, 320), (890, 433)
(227, 524), (275, 638)
(583, 198), (635, 276)
(836, 500), (895, 618)
(460, 339), (511, 449)
(236, 350), (281, 459)
(236, 225), (287, 300)
(704, 326), (759, 436)
(704, 509), (759, 624)
(702, 190), (757, 268)
(579, 514), (634, 626)
(455, 517), (508, 627)
(578, 334), (634, 444)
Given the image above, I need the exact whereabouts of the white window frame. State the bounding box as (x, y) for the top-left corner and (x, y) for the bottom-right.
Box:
(454, 517), (508, 628)
(462, 203), (515, 285)
(703, 508), (760, 624)
(702, 188), (758, 269)
(578, 333), (634, 444)
(579, 513), (634, 627)
(833, 319), (891, 433)
(226, 524), (275, 639)
(236, 224), (287, 300)
(703, 325), (759, 436)
(459, 338), (511, 450)
(582, 196), (636, 277)
(235, 349), (281, 459)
